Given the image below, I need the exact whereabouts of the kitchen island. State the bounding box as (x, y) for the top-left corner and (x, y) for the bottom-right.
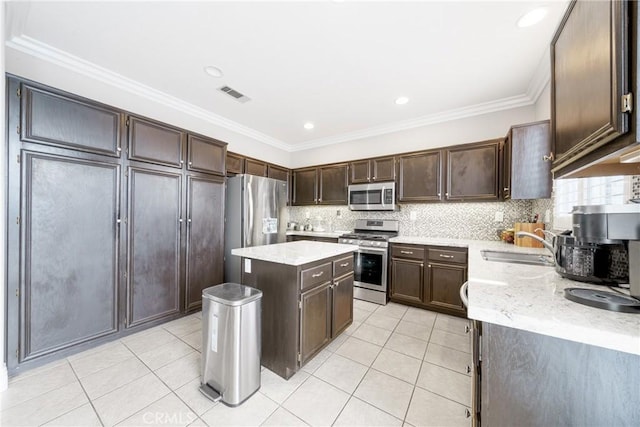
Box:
(391, 236), (640, 425)
(231, 241), (355, 379)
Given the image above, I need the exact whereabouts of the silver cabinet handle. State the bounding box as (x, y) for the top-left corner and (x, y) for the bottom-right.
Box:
(542, 152), (554, 162)
(465, 325), (470, 334)
(312, 271), (324, 278)
(188, 161), (193, 166)
(439, 254), (454, 259)
(335, 281), (340, 287)
(427, 264), (431, 268)
(340, 262), (349, 267)
(503, 187), (509, 191)
(400, 250), (413, 255)
(437, 192), (441, 197)
(445, 192), (449, 197)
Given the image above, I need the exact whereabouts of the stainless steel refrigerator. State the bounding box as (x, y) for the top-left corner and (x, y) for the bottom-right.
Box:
(224, 174), (288, 283)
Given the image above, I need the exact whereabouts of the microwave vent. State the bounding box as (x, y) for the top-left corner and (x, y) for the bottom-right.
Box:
(218, 86), (251, 103)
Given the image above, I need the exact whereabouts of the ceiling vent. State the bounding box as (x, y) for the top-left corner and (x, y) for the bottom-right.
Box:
(218, 86), (251, 103)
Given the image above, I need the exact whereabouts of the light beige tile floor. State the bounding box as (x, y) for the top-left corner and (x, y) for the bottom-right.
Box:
(0, 301), (472, 426)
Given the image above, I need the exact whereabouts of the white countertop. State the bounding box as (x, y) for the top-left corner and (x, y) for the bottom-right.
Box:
(285, 230), (346, 239)
(390, 236), (640, 356)
(231, 240), (355, 266)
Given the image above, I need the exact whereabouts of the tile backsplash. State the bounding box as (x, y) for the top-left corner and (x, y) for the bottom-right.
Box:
(288, 200), (533, 241)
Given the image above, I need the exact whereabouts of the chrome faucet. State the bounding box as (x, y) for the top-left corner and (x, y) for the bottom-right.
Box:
(515, 229), (555, 255)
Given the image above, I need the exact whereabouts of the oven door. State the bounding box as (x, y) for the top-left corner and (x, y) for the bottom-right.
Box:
(353, 246), (388, 292)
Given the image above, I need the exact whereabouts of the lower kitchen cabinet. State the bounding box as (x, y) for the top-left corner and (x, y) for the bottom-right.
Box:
(389, 243), (467, 317)
(240, 252), (354, 379)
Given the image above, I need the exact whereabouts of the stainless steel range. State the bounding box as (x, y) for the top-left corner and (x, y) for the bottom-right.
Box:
(339, 219), (399, 305)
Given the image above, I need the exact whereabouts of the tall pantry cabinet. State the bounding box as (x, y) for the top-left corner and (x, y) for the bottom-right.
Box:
(5, 76), (226, 373)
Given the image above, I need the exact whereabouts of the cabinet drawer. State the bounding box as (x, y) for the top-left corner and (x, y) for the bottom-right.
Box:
(391, 245), (425, 260)
(301, 262), (332, 290)
(333, 255), (354, 277)
(428, 248), (467, 264)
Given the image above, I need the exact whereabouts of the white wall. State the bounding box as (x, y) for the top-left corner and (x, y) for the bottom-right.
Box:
(5, 48), (291, 167)
(535, 81), (551, 120)
(290, 105), (537, 168)
(1, 1), (9, 392)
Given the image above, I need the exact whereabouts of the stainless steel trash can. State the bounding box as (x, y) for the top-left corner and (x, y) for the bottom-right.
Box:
(200, 283), (262, 406)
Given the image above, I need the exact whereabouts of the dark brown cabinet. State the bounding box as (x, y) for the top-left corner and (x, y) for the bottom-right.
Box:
(268, 164), (290, 182)
(128, 116), (184, 168)
(184, 175), (225, 311)
(319, 164), (348, 204)
(445, 139), (501, 201)
(127, 167), (182, 327)
(245, 158), (268, 177)
(503, 121), (552, 199)
(397, 150), (443, 202)
(349, 156), (396, 183)
(300, 282), (332, 364)
(187, 134), (226, 176)
(389, 243), (467, 317)
(240, 251), (353, 379)
(226, 152), (244, 175)
(292, 164), (348, 206)
(286, 235), (339, 243)
(551, 0), (633, 176)
(6, 76), (227, 373)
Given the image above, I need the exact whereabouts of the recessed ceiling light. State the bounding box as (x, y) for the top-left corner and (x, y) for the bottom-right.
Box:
(304, 122), (315, 130)
(395, 96), (409, 105)
(204, 66), (224, 77)
(517, 7), (548, 28)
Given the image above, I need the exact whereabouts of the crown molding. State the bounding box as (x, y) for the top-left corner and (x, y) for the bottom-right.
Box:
(290, 93), (535, 152)
(5, 35), (290, 151)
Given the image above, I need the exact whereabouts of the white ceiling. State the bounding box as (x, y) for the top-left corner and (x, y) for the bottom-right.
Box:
(5, 1), (569, 152)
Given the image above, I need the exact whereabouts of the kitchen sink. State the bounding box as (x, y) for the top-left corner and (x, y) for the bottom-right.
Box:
(480, 250), (555, 267)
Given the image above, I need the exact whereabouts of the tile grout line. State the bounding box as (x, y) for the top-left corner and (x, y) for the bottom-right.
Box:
(61, 359), (106, 427)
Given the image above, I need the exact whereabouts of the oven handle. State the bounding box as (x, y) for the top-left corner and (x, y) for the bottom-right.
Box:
(354, 246), (388, 255)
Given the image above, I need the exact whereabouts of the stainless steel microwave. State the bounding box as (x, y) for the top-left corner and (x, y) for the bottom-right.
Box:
(348, 182), (396, 211)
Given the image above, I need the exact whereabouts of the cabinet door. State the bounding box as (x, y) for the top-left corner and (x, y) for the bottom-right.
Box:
(398, 151), (442, 202)
(332, 274), (354, 337)
(446, 140), (500, 201)
(185, 176), (224, 311)
(390, 258), (424, 305)
(551, 0), (629, 171)
(128, 116), (184, 168)
(268, 164), (290, 182)
(245, 158), (268, 176)
(509, 121), (552, 199)
(300, 283), (332, 364)
(127, 167), (182, 327)
(350, 160), (371, 183)
(226, 152), (244, 175)
(20, 83), (121, 157)
(319, 164), (348, 205)
(426, 262), (467, 313)
(19, 152), (119, 362)
(292, 168), (317, 205)
(372, 156), (396, 182)
(187, 134), (226, 175)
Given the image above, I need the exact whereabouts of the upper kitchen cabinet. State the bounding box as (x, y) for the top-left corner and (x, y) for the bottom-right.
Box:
(292, 164), (348, 206)
(226, 152), (244, 175)
(128, 116), (184, 168)
(397, 150), (443, 202)
(20, 82), (122, 157)
(551, 0), (640, 177)
(268, 164), (290, 182)
(318, 164), (348, 204)
(186, 134), (226, 176)
(292, 168), (318, 205)
(445, 139), (501, 201)
(245, 158), (268, 177)
(349, 156), (396, 183)
(503, 121), (552, 199)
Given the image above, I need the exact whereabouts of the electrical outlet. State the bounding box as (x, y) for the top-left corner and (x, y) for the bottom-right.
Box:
(494, 211), (504, 222)
(305, 210), (310, 219)
(336, 209), (342, 218)
(410, 211), (417, 221)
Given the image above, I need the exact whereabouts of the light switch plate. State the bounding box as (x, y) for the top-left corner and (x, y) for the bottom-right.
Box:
(410, 211), (417, 221)
(494, 211), (504, 222)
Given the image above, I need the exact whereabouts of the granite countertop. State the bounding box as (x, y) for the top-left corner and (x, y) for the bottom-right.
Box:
(285, 230), (347, 239)
(389, 236), (640, 356)
(231, 240), (355, 266)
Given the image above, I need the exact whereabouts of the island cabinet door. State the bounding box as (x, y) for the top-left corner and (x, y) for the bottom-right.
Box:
(390, 258), (424, 304)
(425, 262), (467, 313)
(299, 282), (332, 365)
(332, 274), (354, 337)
